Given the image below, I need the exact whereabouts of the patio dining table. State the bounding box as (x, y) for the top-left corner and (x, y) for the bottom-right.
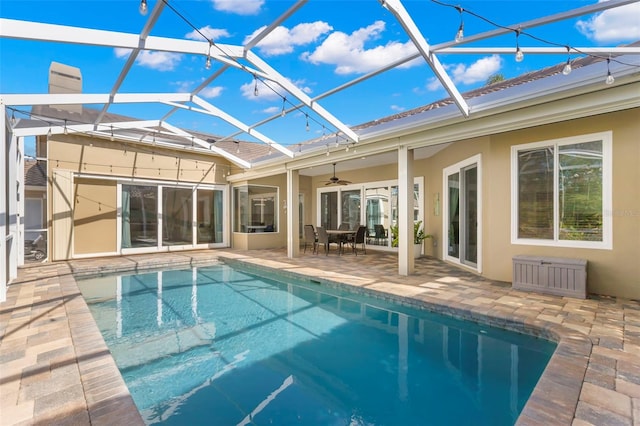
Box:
(326, 229), (356, 255)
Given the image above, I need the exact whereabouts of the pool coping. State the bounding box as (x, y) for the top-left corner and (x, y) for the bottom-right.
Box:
(4, 249), (637, 425)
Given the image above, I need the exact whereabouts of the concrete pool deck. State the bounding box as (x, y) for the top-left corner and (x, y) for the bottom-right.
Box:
(1, 249), (639, 425)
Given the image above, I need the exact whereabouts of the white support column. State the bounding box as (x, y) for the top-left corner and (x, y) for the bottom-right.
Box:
(1, 103), (7, 302)
(286, 168), (300, 258)
(8, 132), (18, 279)
(17, 136), (24, 266)
(398, 145), (414, 275)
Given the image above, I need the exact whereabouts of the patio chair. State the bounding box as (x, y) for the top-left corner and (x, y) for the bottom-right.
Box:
(303, 224), (318, 254)
(351, 225), (367, 255)
(315, 226), (338, 256)
(373, 224), (388, 245)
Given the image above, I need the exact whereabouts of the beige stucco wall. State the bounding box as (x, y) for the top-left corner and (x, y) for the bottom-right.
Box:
(73, 178), (117, 255)
(47, 134), (232, 258)
(425, 108), (640, 299)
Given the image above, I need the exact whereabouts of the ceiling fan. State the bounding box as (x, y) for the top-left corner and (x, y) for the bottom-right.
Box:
(324, 163), (351, 186)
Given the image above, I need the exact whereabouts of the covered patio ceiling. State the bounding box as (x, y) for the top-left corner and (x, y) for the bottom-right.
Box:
(2, 0), (639, 174)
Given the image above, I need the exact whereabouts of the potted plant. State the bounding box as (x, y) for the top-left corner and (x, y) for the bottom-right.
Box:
(390, 221), (432, 257)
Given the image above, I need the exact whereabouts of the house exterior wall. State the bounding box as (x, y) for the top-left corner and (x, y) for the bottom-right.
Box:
(73, 178), (117, 255)
(425, 108), (639, 299)
(232, 174), (289, 250)
(47, 134), (232, 259)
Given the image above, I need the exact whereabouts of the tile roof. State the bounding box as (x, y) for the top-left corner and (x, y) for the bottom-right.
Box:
(24, 159), (47, 187)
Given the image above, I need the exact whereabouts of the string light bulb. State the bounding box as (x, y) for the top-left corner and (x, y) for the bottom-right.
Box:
(305, 114), (310, 132)
(236, 142), (240, 154)
(110, 125), (114, 141)
(605, 58), (615, 85)
(205, 42), (212, 70)
(63, 119), (68, 135)
(253, 75), (259, 96)
(454, 6), (464, 43)
(139, 0), (148, 16)
(10, 111), (16, 126)
(514, 29), (524, 63)
(562, 46), (572, 76)
(281, 97), (286, 117)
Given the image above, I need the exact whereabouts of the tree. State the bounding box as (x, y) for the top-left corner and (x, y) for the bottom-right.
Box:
(485, 73), (505, 86)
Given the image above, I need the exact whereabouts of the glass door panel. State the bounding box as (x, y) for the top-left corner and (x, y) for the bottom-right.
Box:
(341, 190), (361, 229)
(122, 185), (158, 248)
(365, 187), (390, 247)
(447, 174), (460, 258)
(320, 192), (338, 230)
(463, 166), (478, 265)
(197, 189), (223, 244)
(163, 187), (193, 246)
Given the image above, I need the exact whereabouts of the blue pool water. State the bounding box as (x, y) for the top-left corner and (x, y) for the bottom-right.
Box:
(76, 263), (555, 425)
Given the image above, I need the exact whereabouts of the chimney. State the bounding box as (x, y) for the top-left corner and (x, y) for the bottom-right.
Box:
(48, 62), (82, 113)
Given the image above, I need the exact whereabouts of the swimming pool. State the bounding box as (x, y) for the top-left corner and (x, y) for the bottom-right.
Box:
(76, 262), (556, 425)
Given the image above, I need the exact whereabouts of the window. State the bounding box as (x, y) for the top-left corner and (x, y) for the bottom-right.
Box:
(511, 132), (612, 249)
(234, 185), (278, 233)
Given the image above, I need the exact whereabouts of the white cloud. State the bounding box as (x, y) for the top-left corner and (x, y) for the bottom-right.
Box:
(425, 77), (442, 92)
(390, 105), (405, 112)
(262, 106), (280, 114)
(185, 26), (230, 42)
(302, 21), (419, 75)
(449, 55), (502, 85)
(200, 86), (224, 98)
(244, 22), (333, 56)
(211, 0), (263, 15)
(576, 2), (640, 43)
(114, 48), (182, 71)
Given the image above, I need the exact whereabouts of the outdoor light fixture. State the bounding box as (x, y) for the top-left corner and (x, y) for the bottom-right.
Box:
(305, 114), (310, 132)
(515, 30), (524, 62)
(63, 119), (68, 135)
(253, 75), (259, 96)
(455, 6), (464, 43)
(606, 58), (615, 85)
(110, 125), (114, 141)
(562, 47), (572, 75)
(281, 97), (286, 117)
(139, 0), (148, 16)
(205, 42), (212, 70)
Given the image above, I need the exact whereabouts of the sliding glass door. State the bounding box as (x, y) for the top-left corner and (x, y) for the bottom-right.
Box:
(444, 156), (481, 270)
(121, 183), (226, 252)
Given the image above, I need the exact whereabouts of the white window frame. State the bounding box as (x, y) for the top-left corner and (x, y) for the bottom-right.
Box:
(510, 131), (612, 250)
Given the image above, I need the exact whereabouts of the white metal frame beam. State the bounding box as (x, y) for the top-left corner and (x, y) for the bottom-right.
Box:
(380, 0), (469, 117)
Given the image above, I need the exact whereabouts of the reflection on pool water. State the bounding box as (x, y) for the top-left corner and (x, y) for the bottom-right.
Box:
(76, 263), (555, 425)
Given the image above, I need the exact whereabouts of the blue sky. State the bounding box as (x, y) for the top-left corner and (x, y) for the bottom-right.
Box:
(2, 0), (639, 154)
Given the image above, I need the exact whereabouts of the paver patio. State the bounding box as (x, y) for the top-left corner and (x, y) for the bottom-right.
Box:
(1, 249), (639, 425)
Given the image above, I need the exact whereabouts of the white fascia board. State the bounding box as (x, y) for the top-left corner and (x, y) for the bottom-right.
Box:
(1, 93), (191, 106)
(381, 0), (469, 118)
(0, 19), (244, 59)
(191, 96), (294, 158)
(159, 121), (251, 168)
(246, 51), (360, 143)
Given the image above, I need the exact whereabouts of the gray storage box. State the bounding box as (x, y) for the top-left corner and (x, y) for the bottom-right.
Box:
(512, 255), (587, 299)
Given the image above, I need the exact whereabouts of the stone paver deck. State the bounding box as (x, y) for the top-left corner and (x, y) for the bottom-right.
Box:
(1, 249), (639, 425)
